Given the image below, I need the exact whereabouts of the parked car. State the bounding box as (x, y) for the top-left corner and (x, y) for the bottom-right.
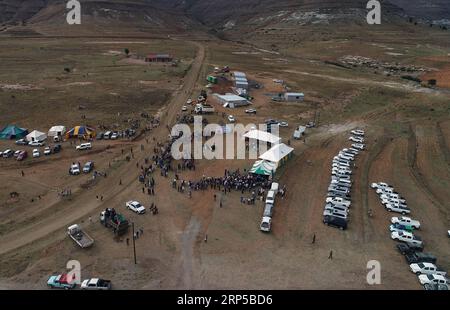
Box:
(15, 139), (28, 145)
(391, 231), (422, 246)
(182, 106), (188, 112)
(81, 278), (112, 290)
(265, 190), (276, 205)
(279, 121), (289, 127)
(323, 215), (347, 230)
(2, 149), (13, 158)
(29, 140), (45, 147)
(418, 274), (449, 286)
(32, 149), (40, 158)
(70, 163), (80, 175)
(110, 132), (119, 140)
(53, 144), (62, 153)
(391, 216), (421, 229)
(397, 243), (423, 255)
(227, 115), (236, 123)
(126, 201), (146, 214)
(410, 263), (446, 276)
(76, 143), (92, 151)
(405, 252), (437, 264)
(352, 143), (365, 150)
(423, 283), (449, 290)
(349, 136), (364, 143)
(103, 131), (112, 139)
(385, 204), (410, 215)
(390, 223), (413, 233)
(44, 147), (52, 155)
(326, 196), (351, 207)
(14, 150), (22, 158)
(245, 108), (257, 114)
(351, 129), (365, 136)
(323, 208), (348, 219)
(47, 274), (76, 289)
(17, 150), (28, 161)
(370, 182), (392, 189)
(260, 216), (272, 232)
(83, 161), (94, 173)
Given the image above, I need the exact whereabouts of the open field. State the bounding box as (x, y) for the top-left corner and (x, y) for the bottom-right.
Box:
(0, 23), (449, 290)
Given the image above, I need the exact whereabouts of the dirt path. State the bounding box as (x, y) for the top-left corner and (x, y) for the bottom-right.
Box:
(283, 69), (444, 94)
(0, 41), (206, 256)
(177, 216), (201, 289)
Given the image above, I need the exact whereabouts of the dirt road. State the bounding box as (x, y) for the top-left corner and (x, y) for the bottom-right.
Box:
(0, 41), (205, 256)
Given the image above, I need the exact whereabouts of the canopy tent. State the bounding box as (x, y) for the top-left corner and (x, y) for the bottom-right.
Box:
(26, 130), (47, 142)
(259, 143), (294, 165)
(0, 125), (28, 140)
(243, 130), (281, 145)
(48, 126), (66, 137)
(66, 126), (96, 139)
(249, 160), (277, 176)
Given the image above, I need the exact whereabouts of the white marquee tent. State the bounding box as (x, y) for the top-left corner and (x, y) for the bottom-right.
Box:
(48, 126), (66, 137)
(259, 143), (294, 164)
(26, 130), (47, 142)
(243, 129), (281, 145)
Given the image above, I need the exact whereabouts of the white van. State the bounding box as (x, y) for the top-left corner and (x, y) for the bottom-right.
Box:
(265, 190), (276, 205)
(260, 217), (272, 232)
(271, 182), (279, 194)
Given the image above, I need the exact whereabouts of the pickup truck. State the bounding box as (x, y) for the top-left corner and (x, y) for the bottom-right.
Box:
(391, 216), (421, 229)
(47, 274), (76, 289)
(67, 224), (94, 248)
(410, 263), (447, 276)
(100, 208), (129, 236)
(418, 274), (449, 286)
(385, 203), (410, 215)
(81, 278), (112, 290)
(405, 252), (437, 264)
(390, 223), (413, 233)
(397, 242), (423, 255)
(391, 231), (422, 246)
(194, 104), (215, 114)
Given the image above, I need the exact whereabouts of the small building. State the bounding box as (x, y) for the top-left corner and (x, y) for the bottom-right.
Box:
(284, 92), (305, 102)
(214, 93), (250, 108)
(145, 54), (173, 63)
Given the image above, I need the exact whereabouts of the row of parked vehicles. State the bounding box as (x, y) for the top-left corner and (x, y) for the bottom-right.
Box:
(1, 144), (62, 161)
(323, 129), (365, 230)
(47, 273), (111, 290)
(69, 161), (94, 175)
(371, 182), (449, 290)
(260, 183), (279, 233)
(97, 129), (136, 141)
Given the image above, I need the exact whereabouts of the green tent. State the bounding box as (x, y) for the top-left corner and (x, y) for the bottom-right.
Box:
(0, 125), (28, 140)
(250, 160), (276, 176)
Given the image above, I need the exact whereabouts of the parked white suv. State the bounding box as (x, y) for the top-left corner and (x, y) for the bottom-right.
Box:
(126, 201), (146, 214)
(265, 190), (275, 205)
(76, 143), (92, 151)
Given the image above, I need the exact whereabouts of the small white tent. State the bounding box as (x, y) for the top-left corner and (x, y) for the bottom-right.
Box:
(48, 126), (66, 137)
(243, 130), (281, 145)
(26, 130), (47, 142)
(259, 143), (294, 165)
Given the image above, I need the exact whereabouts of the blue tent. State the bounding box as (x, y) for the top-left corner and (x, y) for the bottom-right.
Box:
(0, 125), (28, 140)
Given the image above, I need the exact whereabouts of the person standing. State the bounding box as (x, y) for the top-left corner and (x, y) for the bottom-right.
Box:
(312, 234), (316, 244)
(328, 250), (333, 260)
